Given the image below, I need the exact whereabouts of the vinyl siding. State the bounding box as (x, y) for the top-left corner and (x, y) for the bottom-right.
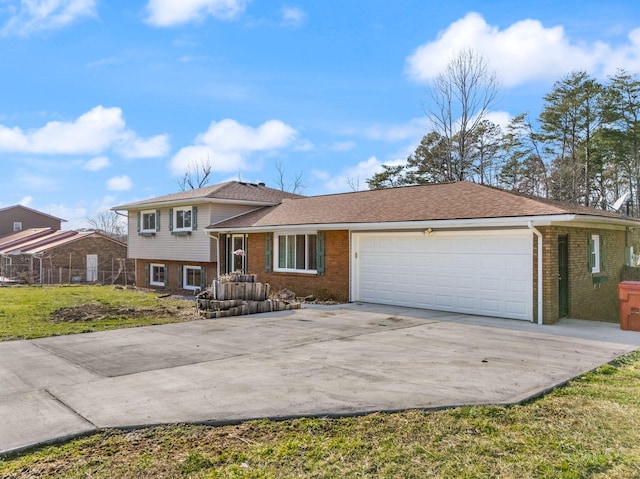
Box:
(127, 203), (261, 262)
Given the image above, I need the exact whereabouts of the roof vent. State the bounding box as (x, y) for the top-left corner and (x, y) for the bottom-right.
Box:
(258, 182), (266, 187)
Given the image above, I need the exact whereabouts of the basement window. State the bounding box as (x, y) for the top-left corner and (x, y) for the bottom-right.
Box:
(150, 263), (166, 286)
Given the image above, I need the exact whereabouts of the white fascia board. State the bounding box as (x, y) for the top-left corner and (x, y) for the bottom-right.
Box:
(205, 215), (584, 233)
(112, 198), (280, 212)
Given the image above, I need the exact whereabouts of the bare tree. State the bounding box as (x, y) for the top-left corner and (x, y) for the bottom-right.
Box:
(346, 175), (361, 191)
(425, 49), (500, 182)
(178, 158), (213, 191)
(274, 161), (305, 194)
(86, 210), (127, 241)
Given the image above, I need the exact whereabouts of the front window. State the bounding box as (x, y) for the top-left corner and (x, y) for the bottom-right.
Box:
(141, 211), (157, 232)
(174, 208), (192, 231)
(150, 263), (165, 286)
(183, 266), (202, 290)
(276, 233), (317, 272)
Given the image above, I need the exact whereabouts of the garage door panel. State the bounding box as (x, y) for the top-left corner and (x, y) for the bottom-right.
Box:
(354, 231), (533, 321)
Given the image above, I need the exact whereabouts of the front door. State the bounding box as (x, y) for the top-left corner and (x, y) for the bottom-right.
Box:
(558, 235), (569, 317)
(230, 235), (246, 273)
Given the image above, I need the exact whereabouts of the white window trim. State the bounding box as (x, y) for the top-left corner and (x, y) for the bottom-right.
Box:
(183, 265), (202, 291)
(591, 234), (600, 274)
(150, 263), (166, 286)
(274, 231), (318, 274)
(173, 207), (193, 232)
(141, 210), (157, 233)
(13, 222), (22, 232)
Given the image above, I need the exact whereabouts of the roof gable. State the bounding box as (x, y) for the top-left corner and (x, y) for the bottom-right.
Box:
(208, 182), (637, 229)
(112, 181), (303, 210)
(0, 205), (66, 222)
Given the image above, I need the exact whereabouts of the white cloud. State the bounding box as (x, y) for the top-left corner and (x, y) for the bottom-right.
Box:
(146, 0), (247, 27)
(331, 141), (355, 152)
(362, 117), (429, 142)
(83, 156), (110, 171)
(19, 195), (33, 206)
(281, 7), (305, 28)
(2, 0), (96, 36)
(406, 12), (640, 87)
(107, 175), (133, 191)
(44, 203), (87, 229)
(170, 118), (298, 175)
(116, 133), (171, 159)
(0, 106), (169, 158)
(319, 156), (387, 192)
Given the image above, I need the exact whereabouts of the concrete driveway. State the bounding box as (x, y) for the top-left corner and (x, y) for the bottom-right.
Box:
(2, 303), (640, 455)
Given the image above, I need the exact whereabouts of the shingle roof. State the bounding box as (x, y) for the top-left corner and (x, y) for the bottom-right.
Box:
(112, 181), (303, 210)
(0, 205), (66, 222)
(208, 182), (635, 229)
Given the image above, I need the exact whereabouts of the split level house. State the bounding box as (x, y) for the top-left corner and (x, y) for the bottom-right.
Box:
(204, 181), (640, 325)
(111, 181), (302, 292)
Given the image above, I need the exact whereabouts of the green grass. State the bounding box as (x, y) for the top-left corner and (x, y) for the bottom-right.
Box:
(2, 351), (640, 478)
(0, 285), (196, 341)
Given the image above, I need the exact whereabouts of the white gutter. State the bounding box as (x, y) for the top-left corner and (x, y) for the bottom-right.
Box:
(528, 221), (543, 325)
(112, 198), (282, 212)
(206, 214), (582, 233)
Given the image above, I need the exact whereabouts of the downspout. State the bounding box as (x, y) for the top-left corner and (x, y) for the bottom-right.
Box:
(528, 221), (543, 325)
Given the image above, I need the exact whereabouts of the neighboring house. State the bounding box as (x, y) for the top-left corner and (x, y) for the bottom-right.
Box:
(206, 181), (640, 325)
(0, 205), (65, 236)
(111, 181), (302, 292)
(0, 228), (132, 284)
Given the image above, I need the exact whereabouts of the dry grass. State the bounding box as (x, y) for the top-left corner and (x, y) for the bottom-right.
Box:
(0, 285), (197, 341)
(2, 351), (639, 478)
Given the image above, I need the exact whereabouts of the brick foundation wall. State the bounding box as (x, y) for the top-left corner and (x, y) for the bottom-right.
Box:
(135, 259), (216, 292)
(246, 230), (350, 302)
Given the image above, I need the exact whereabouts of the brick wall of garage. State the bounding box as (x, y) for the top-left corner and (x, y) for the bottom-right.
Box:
(537, 225), (626, 324)
(246, 230), (350, 302)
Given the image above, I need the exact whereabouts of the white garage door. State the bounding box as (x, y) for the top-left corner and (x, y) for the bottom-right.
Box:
(352, 230), (533, 321)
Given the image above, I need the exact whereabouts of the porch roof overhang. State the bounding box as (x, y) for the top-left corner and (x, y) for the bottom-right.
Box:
(205, 213), (639, 234)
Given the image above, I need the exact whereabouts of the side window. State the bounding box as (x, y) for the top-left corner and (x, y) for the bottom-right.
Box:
(13, 222), (22, 231)
(589, 234), (601, 274)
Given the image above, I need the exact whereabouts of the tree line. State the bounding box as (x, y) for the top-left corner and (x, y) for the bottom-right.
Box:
(367, 51), (640, 216)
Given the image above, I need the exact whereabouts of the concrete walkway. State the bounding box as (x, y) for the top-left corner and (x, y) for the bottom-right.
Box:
(2, 303), (640, 455)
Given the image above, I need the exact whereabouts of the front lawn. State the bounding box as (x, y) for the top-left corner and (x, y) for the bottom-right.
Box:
(0, 285), (196, 341)
(1, 351), (640, 478)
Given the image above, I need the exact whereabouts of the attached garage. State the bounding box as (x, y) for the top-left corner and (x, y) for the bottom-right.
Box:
(352, 229), (533, 321)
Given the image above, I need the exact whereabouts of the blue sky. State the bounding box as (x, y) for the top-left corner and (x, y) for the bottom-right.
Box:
(1, 0), (639, 229)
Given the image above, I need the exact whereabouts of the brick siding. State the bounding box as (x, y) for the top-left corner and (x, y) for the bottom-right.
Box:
(135, 259), (216, 293)
(246, 230), (350, 302)
(537, 226), (626, 324)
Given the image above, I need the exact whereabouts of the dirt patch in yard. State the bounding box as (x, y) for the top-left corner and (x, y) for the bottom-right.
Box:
(48, 303), (196, 323)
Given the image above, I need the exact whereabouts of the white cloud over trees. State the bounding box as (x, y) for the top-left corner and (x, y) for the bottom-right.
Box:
(406, 12), (640, 87)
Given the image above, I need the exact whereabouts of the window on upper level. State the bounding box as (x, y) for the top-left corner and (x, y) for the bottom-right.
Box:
(170, 206), (197, 234)
(13, 222), (22, 231)
(140, 210), (158, 233)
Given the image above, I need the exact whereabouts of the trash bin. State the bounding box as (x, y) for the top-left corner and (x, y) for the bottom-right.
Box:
(617, 281), (640, 331)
